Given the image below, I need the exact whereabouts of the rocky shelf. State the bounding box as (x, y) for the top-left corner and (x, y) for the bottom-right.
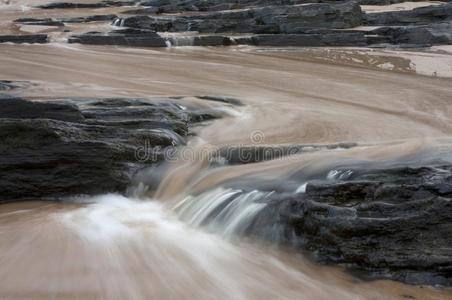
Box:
(2, 0), (451, 47)
(210, 162), (452, 286)
(0, 93), (225, 202)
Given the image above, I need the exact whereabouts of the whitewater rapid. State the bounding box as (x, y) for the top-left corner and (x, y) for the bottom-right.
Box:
(2, 193), (449, 300)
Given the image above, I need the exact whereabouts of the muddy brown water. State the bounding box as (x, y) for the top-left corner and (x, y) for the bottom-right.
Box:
(1, 0), (452, 299)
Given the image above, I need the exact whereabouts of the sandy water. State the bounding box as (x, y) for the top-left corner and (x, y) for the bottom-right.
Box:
(1, 1), (452, 299)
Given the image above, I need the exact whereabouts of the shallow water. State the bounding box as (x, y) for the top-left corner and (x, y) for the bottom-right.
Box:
(1, 197), (451, 300)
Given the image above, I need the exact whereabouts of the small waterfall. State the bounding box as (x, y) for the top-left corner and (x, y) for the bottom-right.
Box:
(170, 166), (359, 241)
(112, 18), (124, 27)
(173, 187), (272, 238)
(166, 36), (195, 47)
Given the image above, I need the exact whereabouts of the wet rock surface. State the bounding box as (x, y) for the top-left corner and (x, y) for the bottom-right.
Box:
(68, 28), (167, 46)
(238, 32), (368, 46)
(14, 18), (65, 26)
(0, 95), (218, 202)
(216, 143), (358, 165)
(15, 15), (118, 26)
(0, 34), (48, 44)
(2, 0), (448, 47)
(372, 22), (452, 45)
(365, 2), (452, 26)
(105, 0), (451, 47)
(0, 81), (22, 91)
(37, 0), (139, 9)
(241, 164), (452, 286)
(117, 1), (363, 33)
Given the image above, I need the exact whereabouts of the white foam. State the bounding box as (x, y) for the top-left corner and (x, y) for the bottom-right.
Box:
(295, 183), (307, 193)
(174, 187), (269, 238)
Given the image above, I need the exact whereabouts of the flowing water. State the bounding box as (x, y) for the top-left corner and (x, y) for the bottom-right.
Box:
(2, 0), (452, 299)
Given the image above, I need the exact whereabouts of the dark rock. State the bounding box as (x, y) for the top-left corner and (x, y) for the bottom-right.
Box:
(137, 0), (321, 13)
(240, 32), (367, 47)
(373, 22), (452, 45)
(16, 15), (118, 25)
(122, 7), (159, 14)
(140, 0), (199, 13)
(118, 15), (194, 32)
(0, 34), (48, 44)
(365, 3), (452, 26)
(167, 35), (233, 46)
(365, 34), (392, 45)
(14, 18), (65, 26)
(246, 164), (452, 286)
(0, 96), (219, 202)
(188, 109), (223, 122)
(63, 14), (119, 23)
(88, 0), (452, 48)
(37, 2), (108, 9)
(204, 3), (236, 11)
(196, 19), (267, 33)
(119, 1), (362, 33)
(37, 0), (138, 9)
(68, 29), (167, 47)
(192, 35), (232, 46)
(196, 95), (244, 106)
(0, 81), (19, 91)
(0, 98), (84, 122)
(216, 143), (357, 165)
(252, 1), (363, 31)
(357, 0), (414, 4)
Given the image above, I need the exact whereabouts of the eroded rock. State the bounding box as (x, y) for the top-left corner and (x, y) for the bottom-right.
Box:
(246, 164), (452, 285)
(373, 22), (452, 45)
(365, 3), (452, 26)
(0, 96), (219, 202)
(68, 28), (167, 46)
(0, 34), (48, 44)
(119, 1), (363, 33)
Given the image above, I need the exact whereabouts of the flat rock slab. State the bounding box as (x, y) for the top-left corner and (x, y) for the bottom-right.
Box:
(37, 0), (139, 9)
(15, 15), (118, 26)
(0, 96), (221, 202)
(373, 21), (452, 45)
(237, 33), (368, 47)
(0, 34), (48, 44)
(365, 2), (452, 26)
(69, 29), (167, 47)
(119, 1), (363, 34)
